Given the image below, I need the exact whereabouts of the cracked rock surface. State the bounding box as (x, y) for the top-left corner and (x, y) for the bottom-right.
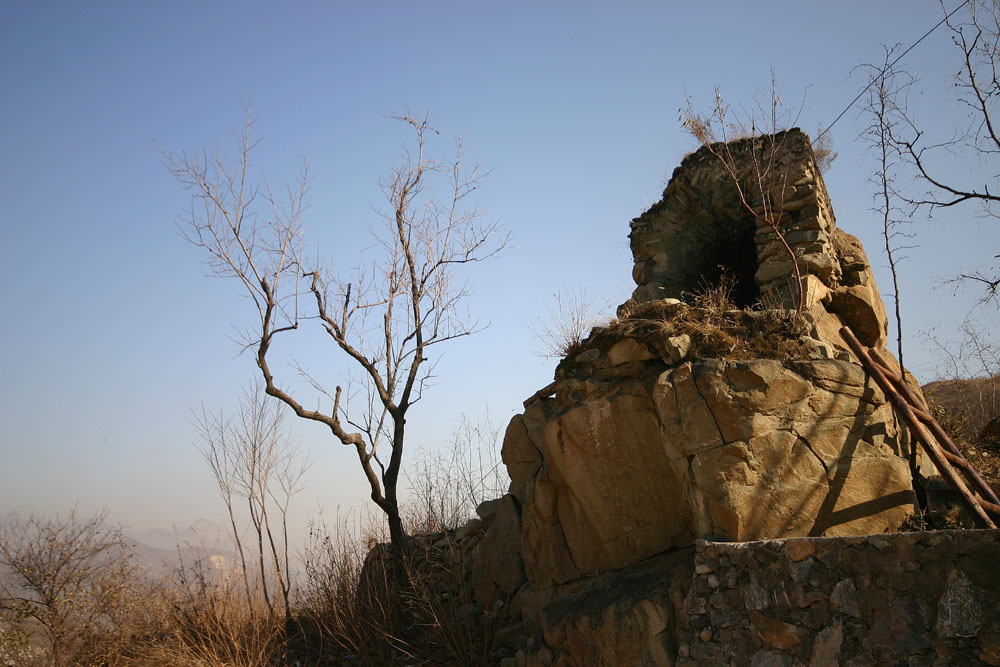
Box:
(499, 128), (927, 591)
(504, 354), (923, 589)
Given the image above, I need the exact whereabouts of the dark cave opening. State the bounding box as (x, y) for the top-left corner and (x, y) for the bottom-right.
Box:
(685, 212), (760, 308)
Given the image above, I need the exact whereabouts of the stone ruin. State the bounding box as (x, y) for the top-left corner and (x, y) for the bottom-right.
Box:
(394, 130), (1000, 665)
(503, 129), (930, 588)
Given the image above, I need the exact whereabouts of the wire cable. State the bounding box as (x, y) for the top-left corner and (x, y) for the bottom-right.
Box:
(816, 0), (972, 142)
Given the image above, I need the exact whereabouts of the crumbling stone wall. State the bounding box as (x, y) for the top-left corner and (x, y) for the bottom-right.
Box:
(496, 529), (1000, 666)
(627, 128), (887, 348)
(679, 530), (1000, 666)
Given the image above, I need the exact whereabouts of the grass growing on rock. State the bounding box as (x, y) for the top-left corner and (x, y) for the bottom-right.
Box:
(556, 277), (813, 380)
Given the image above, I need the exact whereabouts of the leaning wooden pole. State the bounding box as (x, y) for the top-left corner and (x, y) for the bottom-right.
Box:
(867, 347), (1000, 508)
(840, 326), (997, 529)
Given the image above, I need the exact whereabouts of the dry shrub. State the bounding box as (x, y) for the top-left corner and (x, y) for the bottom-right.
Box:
(301, 529), (511, 666)
(925, 395), (1000, 489)
(583, 275), (811, 372)
(811, 124), (838, 173)
(146, 557), (286, 666)
(0, 510), (171, 667)
(300, 411), (513, 665)
(299, 515), (391, 665)
(920, 321), (1000, 488)
(530, 285), (600, 359)
(403, 536), (512, 666)
(403, 413), (508, 535)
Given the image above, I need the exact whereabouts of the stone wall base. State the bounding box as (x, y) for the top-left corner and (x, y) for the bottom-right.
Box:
(504, 529), (1000, 666)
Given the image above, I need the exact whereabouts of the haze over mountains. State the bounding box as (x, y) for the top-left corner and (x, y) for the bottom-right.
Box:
(0, 512), (232, 577)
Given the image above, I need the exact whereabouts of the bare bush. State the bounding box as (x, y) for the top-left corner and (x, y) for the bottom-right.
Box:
(923, 319), (1000, 483)
(923, 319), (1000, 428)
(194, 379), (308, 628)
(404, 412), (508, 533)
(0, 509), (157, 666)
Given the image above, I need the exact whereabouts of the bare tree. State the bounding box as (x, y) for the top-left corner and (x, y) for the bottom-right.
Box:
(858, 46), (919, 376)
(680, 71), (809, 312)
(195, 380), (308, 628)
(164, 105), (508, 553)
(873, 0), (1000, 301)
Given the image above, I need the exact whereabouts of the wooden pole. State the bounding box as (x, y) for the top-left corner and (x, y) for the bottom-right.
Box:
(841, 326), (996, 529)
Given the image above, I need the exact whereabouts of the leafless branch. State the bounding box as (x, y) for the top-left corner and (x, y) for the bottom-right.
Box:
(680, 70), (808, 311)
(167, 105), (508, 549)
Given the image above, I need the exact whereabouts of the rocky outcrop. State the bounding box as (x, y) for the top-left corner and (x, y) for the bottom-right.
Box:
(504, 348), (922, 590)
(498, 129), (929, 594)
(384, 130), (980, 665)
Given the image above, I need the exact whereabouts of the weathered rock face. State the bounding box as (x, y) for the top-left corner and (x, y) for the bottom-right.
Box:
(505, 351), (920, 589)
(501, 129), (928, 591)
(386, 130), (964, 666)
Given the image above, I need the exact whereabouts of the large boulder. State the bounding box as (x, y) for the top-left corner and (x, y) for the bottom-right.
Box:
(504, 343), (922, 589)
(502, 129), (925, 590)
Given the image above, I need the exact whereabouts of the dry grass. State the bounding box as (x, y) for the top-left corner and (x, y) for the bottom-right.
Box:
(2, 418), (511, 666)
(298, 495), (512, 665)
(925, 392), (1000, 489)
(139, 558), (287, 667)
(564, 276), (811, 378)
(529, 285), (599, 359)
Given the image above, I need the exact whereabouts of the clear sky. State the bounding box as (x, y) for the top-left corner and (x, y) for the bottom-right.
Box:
(2, 1), (998, 538)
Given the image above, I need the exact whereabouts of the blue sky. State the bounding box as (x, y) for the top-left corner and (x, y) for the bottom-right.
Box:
(2, 1), (997, 536)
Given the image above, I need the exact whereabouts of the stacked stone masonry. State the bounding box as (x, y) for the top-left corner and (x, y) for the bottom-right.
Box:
(679, 530), (1000, 666)
(627, 128), (888, 348)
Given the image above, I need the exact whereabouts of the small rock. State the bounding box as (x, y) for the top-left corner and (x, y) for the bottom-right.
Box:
(936, 570), (986, 638)
(785, 539), (816, 562)
(607, 337), (656, 365)
(751, 611), (807, 650)
(663, 334), (692, 364)
(455, 518), (482, 542)
(476, 498), (502, 518)
(830, 578), (860, 618)
(809, 622), (843, 667)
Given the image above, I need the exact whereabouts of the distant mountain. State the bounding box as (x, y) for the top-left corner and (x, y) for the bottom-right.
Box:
(0, 515), (236, 582)
(127, 519), (235, 577)
(0, 510), (22, 525)
(130, 518), (228, 552)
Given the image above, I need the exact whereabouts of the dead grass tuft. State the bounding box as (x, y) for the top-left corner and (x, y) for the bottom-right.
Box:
(925, 395), (1000, 490)
(564, 275), (811, 378)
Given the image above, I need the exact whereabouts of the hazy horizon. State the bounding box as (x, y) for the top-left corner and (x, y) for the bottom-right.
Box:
(3, 1), (998, 539)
